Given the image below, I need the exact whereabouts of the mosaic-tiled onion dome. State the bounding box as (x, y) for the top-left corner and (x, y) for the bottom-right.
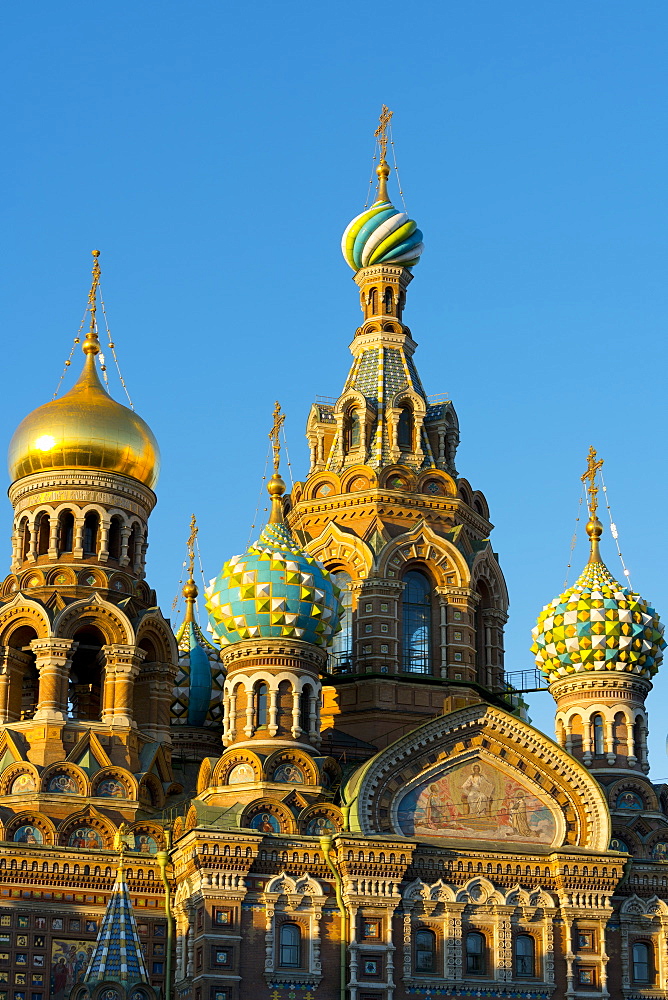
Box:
(531, 519), (665, 683)
(341, 160), (424, 272)
(205, 474), (343, 648)
(172, 579), (224, 727)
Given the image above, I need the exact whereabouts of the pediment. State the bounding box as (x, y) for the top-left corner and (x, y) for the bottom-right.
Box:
(345, 703), (611, 852)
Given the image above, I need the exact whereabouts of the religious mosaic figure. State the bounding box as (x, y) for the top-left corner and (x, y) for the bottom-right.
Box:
(460, 764), (494, 817)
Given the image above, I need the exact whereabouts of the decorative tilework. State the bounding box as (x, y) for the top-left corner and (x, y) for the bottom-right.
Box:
(531, 557), (665, 682)
(206, 521), (342, 648)
(84, 868), (149, 985)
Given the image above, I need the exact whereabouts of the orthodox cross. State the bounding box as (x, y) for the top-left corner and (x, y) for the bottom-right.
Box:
(187, 513), (198, 580)
(581, 446), (604, 519)
(375, 105), (393, 162)
(88, 249), (101, 336)
(269, 401), (285, 473)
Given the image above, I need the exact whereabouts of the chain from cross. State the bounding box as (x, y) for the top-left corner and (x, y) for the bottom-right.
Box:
(581, 445), (604, 519)
(187, 513), (198, 578)
(375, 105), (393, 161)
(269, 401), (285, 473)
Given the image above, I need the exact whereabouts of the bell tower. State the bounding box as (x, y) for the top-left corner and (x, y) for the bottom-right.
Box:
(288, 109), (509, 751)
(0, 252), (177, 784)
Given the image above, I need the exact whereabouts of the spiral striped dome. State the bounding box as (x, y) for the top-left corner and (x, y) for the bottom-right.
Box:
(342, 197), (424, 272)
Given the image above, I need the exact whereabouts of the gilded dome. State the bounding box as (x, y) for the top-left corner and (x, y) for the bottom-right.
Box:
(205, 477), (343, 649)
(8, 351), (160, 489)
(341, 161), (424, 272)
(531, 522), (665, 683)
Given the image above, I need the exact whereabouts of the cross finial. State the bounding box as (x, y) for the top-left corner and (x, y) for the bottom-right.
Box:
(83, 250), (102, 356)
(581, 446), (604, 520)
(269, 401), (285, 473)
(187, 514), (198, 580)
(375, 105), (393, 162)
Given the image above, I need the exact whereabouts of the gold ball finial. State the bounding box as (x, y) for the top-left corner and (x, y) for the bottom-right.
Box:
(183, 578), (198, 600)
(267, 472), (286, 498)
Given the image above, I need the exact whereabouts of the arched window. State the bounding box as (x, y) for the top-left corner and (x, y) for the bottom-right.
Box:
(415, 928), (436, 973)
(59, 510), (74, 553)
(83, 512), (99, 556)
(330, 571), (353, 672)
(299, 687), (311, 734)
(279, 923), (301, 968)
(368, 288), (378, 314)
(37, 514), (50, 556)
(344, 408), (361, 453)
(402, 570), (432, 674)
(108, 517), (122, 560)
(633, 717), (644, 759)
(466, 931), (486, 975)
(632, 941), (652, 983)
(384, 287), (393, 314)
(255, 683), (268, 728)
(20, 518), (30, 561)
(515, 935), (535, 978)
(593, 714), (605, 755)
(397, 406), (413, 449)
(68, 625), (104, 720)
(128, 524), (139, 568)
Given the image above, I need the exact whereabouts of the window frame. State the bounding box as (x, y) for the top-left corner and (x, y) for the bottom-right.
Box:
(514, 934), (535, 978)
(401, 569), (433, 674)
(465, 930), (487, 976)
(415, 927), (437, 974)
(278, 922), (302, 969)
(632, 940), (653, 984)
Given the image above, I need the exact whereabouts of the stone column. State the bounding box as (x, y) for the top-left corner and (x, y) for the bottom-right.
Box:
(32, 638), (77, 721)
(27, 521), (38, 563)
(48, 518), (59, 560)
(73, 516), (84, 560)
(119, 527), (131, 567)
(291, 685), (301, 738)
(98, 519), (110, 563)
(102, 644), (146, 727)
(268, 687), (279, 737)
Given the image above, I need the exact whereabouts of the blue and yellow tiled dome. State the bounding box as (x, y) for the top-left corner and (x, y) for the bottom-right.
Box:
(341, 161), (424, 272)
(205, 474), (343, 649)
(531, 518), (665, 683)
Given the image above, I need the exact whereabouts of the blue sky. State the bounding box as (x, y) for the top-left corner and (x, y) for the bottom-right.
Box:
(2, 2), (668, 768)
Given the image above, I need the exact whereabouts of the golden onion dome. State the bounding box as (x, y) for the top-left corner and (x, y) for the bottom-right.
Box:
(8, 351), (160, 489)
(9, 250), (159, 490)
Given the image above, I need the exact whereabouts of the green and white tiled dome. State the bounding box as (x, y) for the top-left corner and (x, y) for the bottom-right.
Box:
(531, 545), (665, 683)
(205, 520), (342, 649)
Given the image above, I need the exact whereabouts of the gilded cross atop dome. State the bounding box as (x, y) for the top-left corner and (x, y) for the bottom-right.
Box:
(83, 249), (102, 356)
(268, 401), (286, 525)
(581, 445), (604, 561)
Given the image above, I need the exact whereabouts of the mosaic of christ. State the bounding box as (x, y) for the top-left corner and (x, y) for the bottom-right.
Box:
(396, 760), (557, 844)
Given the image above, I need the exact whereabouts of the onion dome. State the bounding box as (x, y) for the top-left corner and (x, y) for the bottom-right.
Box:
(205, 472), (343, 648)
(8, 252), (159, 489)
(531, 516), (665, 683)
(341, 159), (424, 272)
(172, 577), (224, 727)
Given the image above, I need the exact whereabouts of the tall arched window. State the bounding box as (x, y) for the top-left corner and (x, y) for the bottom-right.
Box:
(415, 928), (436, 973)
(384, 287), (393, 314)
(397, 406), (413, 449)
(402, 571), (432, 674)
(368, 288), (378, 314)
(465, 931), (486, 975)
(633, 717), (644, 759)
(36, 514), (50, 556)
(299, 687), (311, 734)
(593, 714), (605, 755)
(83, 512), (99, 556)
(69, 625), (104, 720)
(20, 518), (30, 561)
(59, 510), (74, 553)
(632, 941), (652, 983)
(255, 683), (268, 728)
(344, 408), (361, 453)
(108, 517), (122, 560)
(330, 571), (353, 672)
(279, 923), (301, 968)
(515, 935), (535, 977)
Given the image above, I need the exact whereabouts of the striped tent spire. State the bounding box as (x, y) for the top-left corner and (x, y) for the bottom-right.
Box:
(84, 845), (149, 985)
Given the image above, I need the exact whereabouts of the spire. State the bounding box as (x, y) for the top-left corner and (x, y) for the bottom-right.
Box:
(84, 825), (149, 986)
(183, 514), (199, 624)
(374, 104), (393, 204)
(267, 401), (286, 524)
(581, 445), (605, 563)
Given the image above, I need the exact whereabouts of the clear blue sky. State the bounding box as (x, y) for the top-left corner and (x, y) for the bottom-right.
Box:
(2, 2), (668, 769)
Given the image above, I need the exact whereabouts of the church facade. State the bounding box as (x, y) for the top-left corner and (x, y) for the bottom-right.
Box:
(0, 116), (667, 1000)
